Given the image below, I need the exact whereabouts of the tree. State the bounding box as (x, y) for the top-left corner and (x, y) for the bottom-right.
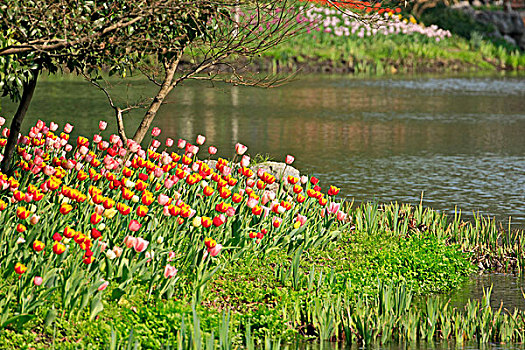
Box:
(0, 0), (302, 172)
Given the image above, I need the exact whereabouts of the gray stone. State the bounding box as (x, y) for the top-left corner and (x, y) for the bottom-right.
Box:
(471, 0), (483, 7)
(493, 13), (512, 34)
(519, 34), (525, 50)
(452, 1), (471, 9)
(510, 13), (525, 34)
(251, 161), (300, 179)
(503, 34), (517, 45)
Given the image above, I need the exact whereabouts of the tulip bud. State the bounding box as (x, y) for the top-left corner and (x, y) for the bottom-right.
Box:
(33, 276), (43, 286)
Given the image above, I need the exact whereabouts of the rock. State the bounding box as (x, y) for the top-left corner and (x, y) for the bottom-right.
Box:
(510, 13), (525, 34)
(519, 34), (525, 50)
(251, 161), (301, 192)
(492, 12), (512, 34)
(452, 1), (471, 9)
(503, 34), (517, 45)
(204, 159), (301, 193)
(471, 0), (483, 7)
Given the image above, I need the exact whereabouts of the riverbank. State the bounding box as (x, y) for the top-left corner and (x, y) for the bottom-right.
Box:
(221, 3), (525, 75)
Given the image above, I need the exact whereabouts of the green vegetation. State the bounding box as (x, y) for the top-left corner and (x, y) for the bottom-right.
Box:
(260, 31), (525, 74)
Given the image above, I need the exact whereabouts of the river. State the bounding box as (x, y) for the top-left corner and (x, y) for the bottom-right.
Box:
(2, 73), (524, 228)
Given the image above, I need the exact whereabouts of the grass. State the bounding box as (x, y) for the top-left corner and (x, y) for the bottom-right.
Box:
(256, 25), (525, 75)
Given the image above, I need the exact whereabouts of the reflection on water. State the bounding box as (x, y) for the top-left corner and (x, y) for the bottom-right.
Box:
(1, 74), (524, 227)
(448, 273), (525, 312)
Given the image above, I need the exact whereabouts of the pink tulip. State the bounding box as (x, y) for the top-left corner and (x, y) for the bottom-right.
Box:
(177, 139), (187, 149)
(49, 122), (58, 131)
(285, 155), (295, 165)
(154, 167), (164, 178)
(163, 206), (171, 216)
(300, 175), (308, 185)
(93, 134), (102, 144)
(221, 166), (232, 177)
(33, 276), (43, 286)
(164, 178), (175, 189)
(241, 155), (250, 167)
(98, 280), (109, 291)
(196, 134), (206, 145)
(110, 134), (120, 144)
(337, 210), (347, 221)
(209, 244), (223, 257)
(166, 138), (174, 147)
(164, 264), (178, 278)
(208, 146), (217, 155)
(124, 236), (137, 249)
(99, 121), (107, 131)
(43, 165), (55, 176)
(247, 196), (258, 208)
(328, 202), (340, 215)
(168, 251), (176, 262)
(0, 117), (5, 126)
(129, 220), (141, 232)
(118, 148), (127, 157)
(64, 123), (74, 133)
(134, 237), (149, 253)
(235, 143), (248, 155)
(261, 193), (270, 205)
(151, 139), (161, 149)
(151, 127), (161, 137)
(158, 193), (170, 206)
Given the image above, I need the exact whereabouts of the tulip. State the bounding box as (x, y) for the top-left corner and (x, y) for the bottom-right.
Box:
(209, 244), (223, 257)
(99, 121), (107, 131)
(14, 262), (27, 275)
(129, 220), (141, 232)
(124, 236), (137, 249)
(105, 248), (117, 259)
(177, 139), (187, 149)
(241, 155), (250, 167)
(113, 246), (123, 257)
(16, 236), (26, 244)
(53, 242), (66, 255)
(49, 122), (58, 131)
(164, 264), (178, 278)
(328, 202), (340, 214)
(246, 196), (258, 209)
(165, 138), (174, 147)
(134, 237), (149, 253)
(192, 217), (202, 227)
(33, 240), (45, 252)
(208, 146), (217, 155)
(98, 280), (109, 291)
(64, 123), (74, 133)
(196, 134), (206, 145)
(285, 155), (294, 165)
(151, 127), (161, 137)
(235, 143), (248, 155)
(33, 276), (43, 286)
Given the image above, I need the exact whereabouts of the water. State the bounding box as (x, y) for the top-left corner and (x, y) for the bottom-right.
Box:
(448, 273), (525, 311)
(1, 74), (524, 228)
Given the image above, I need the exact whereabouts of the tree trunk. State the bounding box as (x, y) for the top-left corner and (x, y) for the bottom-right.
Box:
(1, 70), (39, 174)
(132, 58), (179, 144)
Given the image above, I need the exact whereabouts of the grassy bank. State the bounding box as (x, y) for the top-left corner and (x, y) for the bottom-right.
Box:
(245, 4), (525, 75)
